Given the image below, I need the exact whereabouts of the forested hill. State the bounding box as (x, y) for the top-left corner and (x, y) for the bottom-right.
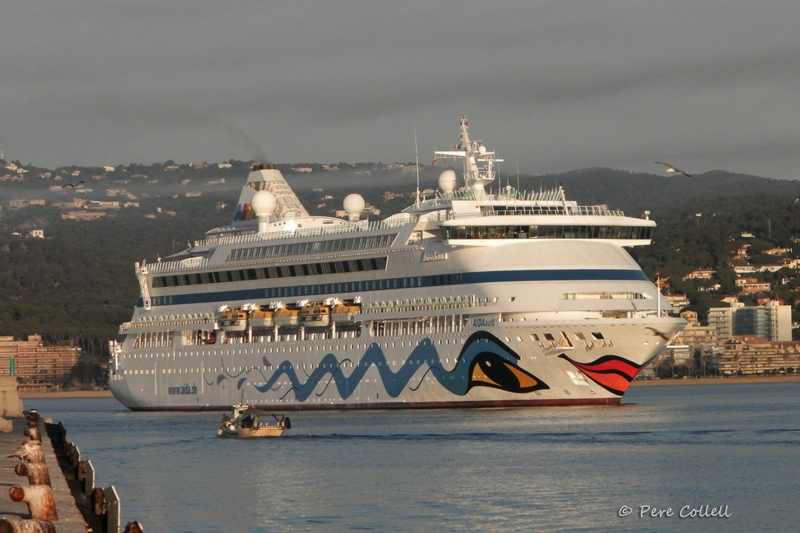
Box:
(527, 168), (800, 222)
(2, 159), (800, 385)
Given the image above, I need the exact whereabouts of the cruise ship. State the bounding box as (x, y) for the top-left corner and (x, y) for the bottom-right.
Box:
(109, 117), (685, 411)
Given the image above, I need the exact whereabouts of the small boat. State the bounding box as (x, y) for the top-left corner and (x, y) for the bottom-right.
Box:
(219, 307), (248, 333)
(331, 299), (361, 324)
(273, 305), (301, 328)
(217, 404), (291, 438)
(300, 302), (331, 327)
(248, 306), (275, 329)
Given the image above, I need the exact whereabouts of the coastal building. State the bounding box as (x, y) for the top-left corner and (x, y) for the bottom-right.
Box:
(716, 336), (800, 375)
(0, 335), (82, 391)
(665, 293), (690, 311)
(708, 302), (792, 343)
(645, 311), (719, 378)
(680, 323), (718, 351)
(62, 211), (109, 220)
(735, 278), (771, 295)
(683, 269), (716, 281)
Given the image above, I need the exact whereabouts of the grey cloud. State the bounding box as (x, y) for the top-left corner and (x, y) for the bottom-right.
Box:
(2, 0), (800, 180)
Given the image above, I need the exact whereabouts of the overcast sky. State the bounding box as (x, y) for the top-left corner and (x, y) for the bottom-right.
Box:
(2, 1), (800, 179)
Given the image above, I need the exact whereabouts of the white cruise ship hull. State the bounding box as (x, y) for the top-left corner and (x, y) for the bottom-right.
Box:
(110, 224), (684, 411)
(110, 309), (683, 411)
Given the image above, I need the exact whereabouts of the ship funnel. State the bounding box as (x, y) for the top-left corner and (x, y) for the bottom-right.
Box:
(233, 167), (308, 226)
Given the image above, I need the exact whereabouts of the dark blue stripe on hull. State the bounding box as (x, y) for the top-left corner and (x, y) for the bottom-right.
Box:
(143, 268), (648, 307)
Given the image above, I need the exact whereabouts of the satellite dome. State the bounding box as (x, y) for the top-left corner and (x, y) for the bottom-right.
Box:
(438, 170), (457, 193)
(343, 193), (365, 221)
(250, 190), (276, 217)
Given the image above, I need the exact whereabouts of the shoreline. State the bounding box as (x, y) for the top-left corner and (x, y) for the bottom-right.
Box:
(19, 390), (113, 399)
(629, 374), (800, 387)
(17, 375), (800, 399)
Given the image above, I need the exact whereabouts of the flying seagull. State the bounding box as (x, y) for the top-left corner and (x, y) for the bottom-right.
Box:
(646, 326), (670, 341)
(61, 180), (84, 188)
(654, 162), (691, 177)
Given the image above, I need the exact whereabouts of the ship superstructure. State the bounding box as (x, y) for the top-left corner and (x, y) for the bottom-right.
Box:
(109, 117), (685, 411)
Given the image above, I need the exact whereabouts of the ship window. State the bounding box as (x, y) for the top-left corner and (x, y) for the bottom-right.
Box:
(591, 332), (605, 340)
(544, 333), (555, 341)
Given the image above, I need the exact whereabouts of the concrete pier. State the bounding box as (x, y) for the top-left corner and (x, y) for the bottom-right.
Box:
(1, 417), (87, 532)
(0, 379), (139, 533)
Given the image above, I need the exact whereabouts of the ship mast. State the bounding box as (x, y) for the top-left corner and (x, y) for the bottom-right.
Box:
(434, 116), (502, 196)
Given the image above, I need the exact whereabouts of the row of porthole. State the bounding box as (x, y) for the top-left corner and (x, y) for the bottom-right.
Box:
(121, 356), (464, 376)
(128, 336), (468, 359)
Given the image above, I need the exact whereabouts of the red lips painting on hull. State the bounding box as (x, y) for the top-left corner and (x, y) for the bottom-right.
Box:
(558, 353), (644, 396)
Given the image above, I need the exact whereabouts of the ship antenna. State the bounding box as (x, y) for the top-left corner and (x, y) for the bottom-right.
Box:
(656, 272), (662, 317)
(414, 125), (421, 206)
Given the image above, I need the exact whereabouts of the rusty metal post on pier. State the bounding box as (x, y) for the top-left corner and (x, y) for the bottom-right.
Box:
(1, 402), (144, 533)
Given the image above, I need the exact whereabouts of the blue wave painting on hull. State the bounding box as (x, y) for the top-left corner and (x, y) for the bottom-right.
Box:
(207, 331), (549, 401)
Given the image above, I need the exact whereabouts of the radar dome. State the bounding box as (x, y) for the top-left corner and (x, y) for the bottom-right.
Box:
(343, 193), (365, 222)
(251, 190), (276, 217)
(438, 170), (457, 193)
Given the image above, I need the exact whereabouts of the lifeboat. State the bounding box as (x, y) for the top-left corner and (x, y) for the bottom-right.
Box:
(248, 306), (275, 329)
(273, 305), (301, 328)
(331, 300), (362, 324)
(300, 302), (331, 328)
(219, 307), (248, 333)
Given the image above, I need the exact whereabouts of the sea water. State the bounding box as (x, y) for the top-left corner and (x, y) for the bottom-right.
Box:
(26, 382), (799, 532)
